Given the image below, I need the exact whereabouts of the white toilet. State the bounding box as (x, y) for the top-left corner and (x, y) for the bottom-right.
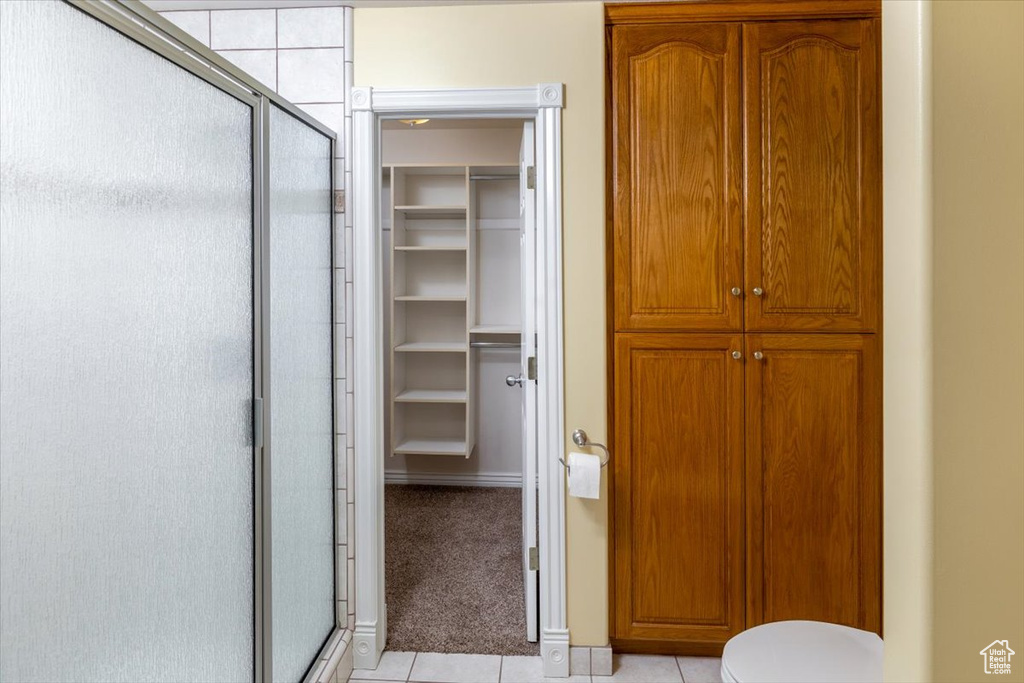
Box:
(721, 620), (883, 683)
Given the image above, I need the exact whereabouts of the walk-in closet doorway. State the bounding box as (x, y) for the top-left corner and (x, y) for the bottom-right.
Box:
(350, 85), (572, 678)
(378, 117), (539, 655)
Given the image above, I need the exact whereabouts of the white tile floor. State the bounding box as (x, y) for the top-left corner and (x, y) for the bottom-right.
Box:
(350, 651), (723, 683)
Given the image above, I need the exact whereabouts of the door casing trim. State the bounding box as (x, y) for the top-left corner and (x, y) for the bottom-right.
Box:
(350, 84), (570, 677)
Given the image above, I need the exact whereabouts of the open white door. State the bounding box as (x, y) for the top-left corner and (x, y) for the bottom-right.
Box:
(519, 120), (539, 643)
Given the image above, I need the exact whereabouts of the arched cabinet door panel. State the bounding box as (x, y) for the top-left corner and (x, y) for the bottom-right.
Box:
(743, 20), (881, 332)
(612, 24), (743, 333)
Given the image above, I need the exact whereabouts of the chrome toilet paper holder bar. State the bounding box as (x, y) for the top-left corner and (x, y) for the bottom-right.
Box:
(558, 428), (611, 472)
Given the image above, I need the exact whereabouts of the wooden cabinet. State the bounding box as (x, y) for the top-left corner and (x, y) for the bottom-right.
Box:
(611, 24), (743, 332)
(744, 20), (880, 332)
(745, 334), (881, 632)
(612, 334), (745, 647)
(608, 0), (882, 655)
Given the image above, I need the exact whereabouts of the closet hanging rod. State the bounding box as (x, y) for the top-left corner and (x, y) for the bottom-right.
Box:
(470, 341), (521, 348)
(470, 174), (518, 181)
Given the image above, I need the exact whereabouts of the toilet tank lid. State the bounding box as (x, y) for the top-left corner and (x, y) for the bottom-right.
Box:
(722, 620), (883, 683)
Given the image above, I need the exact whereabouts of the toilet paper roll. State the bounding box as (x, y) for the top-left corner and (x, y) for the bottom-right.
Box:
(567, 451), (601, 500)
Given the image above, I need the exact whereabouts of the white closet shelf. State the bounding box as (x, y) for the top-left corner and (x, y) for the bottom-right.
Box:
(394, 389), (467, 404)
(394, 342), (468, 353)
(393, 438), (468, 456)
(395, 295), (467, 302)
(394, 205), (467, 216)
(470, 325), (521, 334)
(394, 245), (467, 252)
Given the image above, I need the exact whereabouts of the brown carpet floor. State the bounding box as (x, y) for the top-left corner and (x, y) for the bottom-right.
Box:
(384, 485), (539, 656)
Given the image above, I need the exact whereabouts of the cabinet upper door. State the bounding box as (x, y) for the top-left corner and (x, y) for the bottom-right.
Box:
(612, 333), (745, 646)
(744, 20), (880, 332)
(612, 24), (742, 332)
(745, 334), (881, 633)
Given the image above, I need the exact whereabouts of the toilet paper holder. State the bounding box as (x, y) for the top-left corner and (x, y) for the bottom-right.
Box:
(558, 428), (611, 472)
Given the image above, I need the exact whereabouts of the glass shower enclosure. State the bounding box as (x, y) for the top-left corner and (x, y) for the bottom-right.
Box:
(0, 1), (337, 681)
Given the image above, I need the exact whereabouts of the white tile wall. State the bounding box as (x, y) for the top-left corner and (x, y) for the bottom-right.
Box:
(209, 9), (276, 50)
(162, 10), (210, 47)
(278, 7), (345, 49)
(218, 49), (277, 90)
(570, 647), (592, 676)
(298, 103), (346, 138)
(591, 647), (613, 677)
(158, 6), (355, 683)
(278, 48), (346, 103)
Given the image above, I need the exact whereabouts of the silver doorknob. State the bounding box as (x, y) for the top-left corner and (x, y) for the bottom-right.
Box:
(506, 374), (525, 387)
(753, 351), (764, 360)
(731, 351), (742, 360)
(730, 286), (742, 297)
(752, 287), (764, 297)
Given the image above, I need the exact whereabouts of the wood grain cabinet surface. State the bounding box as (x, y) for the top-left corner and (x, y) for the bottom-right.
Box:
(607, 0), (882, 656)
(611, 23), (743, 332)
(612, 334), (746, 648)
(744, 334), (881, 633)
(744, 20), (881, 332)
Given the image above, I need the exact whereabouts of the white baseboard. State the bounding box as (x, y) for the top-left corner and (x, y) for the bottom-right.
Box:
(352, 620), (384, 671)
(569, 645), (612, 676)
(541, 629), (571, 678)
(384, 470), (522, 488)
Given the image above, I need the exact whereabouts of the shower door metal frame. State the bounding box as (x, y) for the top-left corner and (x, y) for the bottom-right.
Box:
(53, 2), (341, 681)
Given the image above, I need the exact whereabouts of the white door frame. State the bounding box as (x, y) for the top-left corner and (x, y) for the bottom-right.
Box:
(350, 84), (570, 677)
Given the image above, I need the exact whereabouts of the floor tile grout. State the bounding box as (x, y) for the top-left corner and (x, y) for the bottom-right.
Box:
(358, 651), (720, 683)
(675, 655), (686, 683)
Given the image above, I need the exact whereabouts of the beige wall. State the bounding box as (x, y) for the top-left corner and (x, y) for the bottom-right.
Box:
(354, 2), (609, 646)
(883, 2), (1024, 680)
(932, 1), (1024, 681)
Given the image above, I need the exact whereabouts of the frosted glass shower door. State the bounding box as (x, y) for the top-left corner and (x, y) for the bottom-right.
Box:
(268, 104), (336, 682)
(0, 2), (255, 681)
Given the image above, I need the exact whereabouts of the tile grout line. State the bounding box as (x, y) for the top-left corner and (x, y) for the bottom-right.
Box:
(497, 654), (503, 683)
(675, 655), (686, 683)
(408, 652), (417, 682)
(290, 100), (348, 106)
(208, 46), (345, 52)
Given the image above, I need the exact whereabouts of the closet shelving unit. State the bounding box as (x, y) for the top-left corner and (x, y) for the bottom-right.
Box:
(389, 165), (471, 457)
(387, 163), (521, 459)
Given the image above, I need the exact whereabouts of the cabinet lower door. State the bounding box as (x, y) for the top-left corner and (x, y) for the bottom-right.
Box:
(745, 334), (881, 633)
(612, 334), (745, 651)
